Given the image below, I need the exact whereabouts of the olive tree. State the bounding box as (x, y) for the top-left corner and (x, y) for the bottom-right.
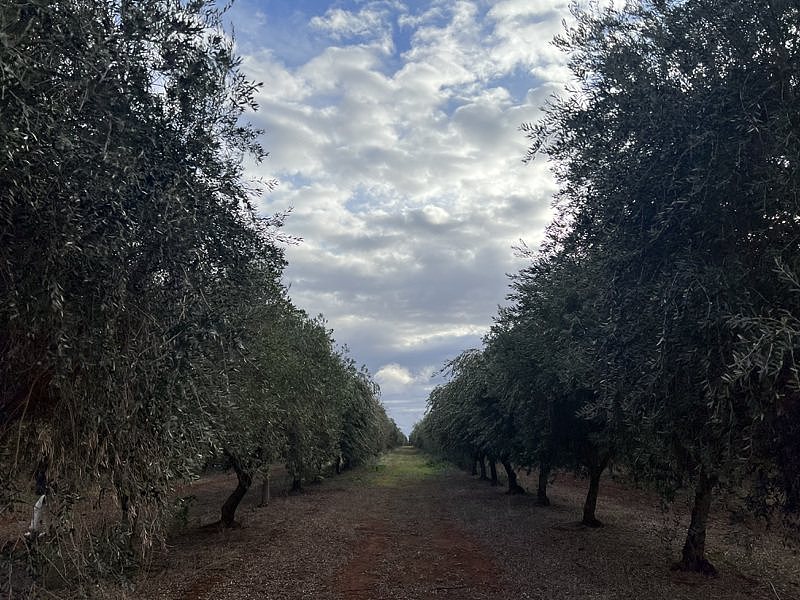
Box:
(523, 0), (800, 572)
(0, 0), (283, 563)
(487, 242), (617, 523)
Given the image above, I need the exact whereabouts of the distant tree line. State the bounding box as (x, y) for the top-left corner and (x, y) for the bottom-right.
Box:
(412, 0), (799, 576)
(0, 0), (403, 588)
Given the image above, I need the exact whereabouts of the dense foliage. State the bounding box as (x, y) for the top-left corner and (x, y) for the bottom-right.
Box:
(414, 0), (799, 575)
(0, 0), (402, 591)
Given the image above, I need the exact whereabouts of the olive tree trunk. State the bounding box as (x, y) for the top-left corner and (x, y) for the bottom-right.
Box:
(674, 470), (717, 576)
(581, 453), (610, 527)
(221, 454), (252, 528)
(537, 463), (551, 506)
(488, 457), (499, 486)
(501, 458), (526, 495)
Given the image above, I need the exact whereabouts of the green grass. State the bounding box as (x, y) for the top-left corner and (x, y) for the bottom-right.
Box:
(350, 447), (447, 488)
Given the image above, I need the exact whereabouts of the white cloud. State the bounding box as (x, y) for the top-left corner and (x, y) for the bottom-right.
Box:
(310, 7), (386, 39)
(375, 363), (415, 387)
(236, 0), (572, 433)
(309, 3), (402, 54)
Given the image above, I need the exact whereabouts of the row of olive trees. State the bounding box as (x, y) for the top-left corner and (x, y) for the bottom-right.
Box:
(215, 297), (405, 528)
(0, 0), (403, 586)
(413, 0), (799, 576)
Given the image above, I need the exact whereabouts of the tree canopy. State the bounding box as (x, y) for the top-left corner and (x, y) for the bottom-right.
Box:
(415, 0), (800, 575)
(0, 0), (403, 588)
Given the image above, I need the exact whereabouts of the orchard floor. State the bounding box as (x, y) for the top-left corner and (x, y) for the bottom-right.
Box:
(104, 447), (798, 600)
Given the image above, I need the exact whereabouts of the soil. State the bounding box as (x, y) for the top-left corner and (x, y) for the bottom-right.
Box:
(6, 448), (800, 599)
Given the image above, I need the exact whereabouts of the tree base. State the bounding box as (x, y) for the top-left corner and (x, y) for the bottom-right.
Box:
(671, 558), (718, 577)
(290, 479), (303, 495)
(201, 519), (242, 531)
(581, 517), (603, 528)
(506, 484), (526, 495)
(536, 495), (550, 507)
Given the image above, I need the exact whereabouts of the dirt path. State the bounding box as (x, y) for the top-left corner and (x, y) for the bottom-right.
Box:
(126, 449), (506, 600)
(331, 450), (503, 599)
(114, 448), (798, 600)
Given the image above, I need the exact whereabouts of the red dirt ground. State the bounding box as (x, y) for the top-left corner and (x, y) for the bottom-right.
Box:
(4, 448), (800, 599)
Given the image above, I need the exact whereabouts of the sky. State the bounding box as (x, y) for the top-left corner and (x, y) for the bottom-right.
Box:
(225, 0), (575, 434)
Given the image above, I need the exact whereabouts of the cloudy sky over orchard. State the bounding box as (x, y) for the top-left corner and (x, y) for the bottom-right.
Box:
(228, 0), (575, 434)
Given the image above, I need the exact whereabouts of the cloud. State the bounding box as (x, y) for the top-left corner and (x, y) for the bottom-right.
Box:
(309, 2), (405, 55)
(487, 0), (572, 77)
(234, 0), (573, 434)
(310, 7), (386, 40)
(374, 363), (415, 392)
